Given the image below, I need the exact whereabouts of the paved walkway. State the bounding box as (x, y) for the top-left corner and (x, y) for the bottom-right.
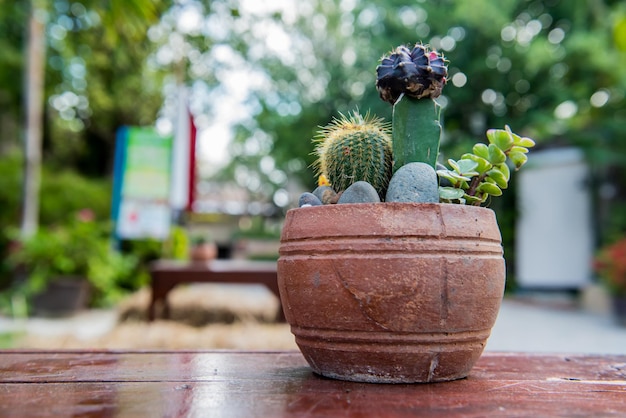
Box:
(486, 299), (626, 354)
(0, 309), (118, 341)
(1, 297), (625, 353)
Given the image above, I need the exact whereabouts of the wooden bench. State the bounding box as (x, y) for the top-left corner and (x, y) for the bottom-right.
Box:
(148, 259), (285, 322)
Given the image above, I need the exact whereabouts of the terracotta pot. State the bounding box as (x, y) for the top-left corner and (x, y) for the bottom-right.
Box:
(31, 277), (91, 317)
(277, 202), (505, 383)
(190, 242), (218, 262)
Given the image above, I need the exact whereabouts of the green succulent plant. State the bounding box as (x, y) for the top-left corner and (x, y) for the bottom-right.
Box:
(437, 125), (535, 205)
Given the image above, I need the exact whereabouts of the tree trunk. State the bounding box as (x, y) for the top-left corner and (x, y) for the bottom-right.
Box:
(21, 1), (46, 238)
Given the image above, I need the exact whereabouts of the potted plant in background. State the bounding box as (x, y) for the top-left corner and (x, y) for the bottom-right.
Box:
(6, 209), (138, 316)
(593, 237), (626, 326)
(277, 43), (535, 383)
(189, 233), (218, 263)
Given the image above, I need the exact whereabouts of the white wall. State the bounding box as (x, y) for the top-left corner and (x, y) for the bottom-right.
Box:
(515, 148), (593, 289)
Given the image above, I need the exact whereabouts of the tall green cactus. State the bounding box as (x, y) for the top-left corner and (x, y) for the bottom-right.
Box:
(392, 97), (442, 171)
(376, 44), (447, 172)
(312, 111), (393, 198)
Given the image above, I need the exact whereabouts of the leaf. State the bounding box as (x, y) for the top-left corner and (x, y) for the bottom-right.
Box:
(462, 153), (491, 173)
(496, 163), (510, 181)
(477, 182), (503, 196)
(456, 158), (479, 175)
(510, 145), (529, 154)
(438, 170), (472, 183)
(447, 158), (460, 173)
(509, 151), (528, 169)
(464, 194), (484, 205)
(487, 168), (508, 189)
(486, 128), (514, 151)
(488, 143), (507, 165)
(472, 143), (490, 160)
(514, 136), (536, 148)
(437, 170), (460, 185)
(439, 186), (465, 200)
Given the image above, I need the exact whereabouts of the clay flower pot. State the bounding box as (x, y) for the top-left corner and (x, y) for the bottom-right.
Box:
(277, 202), (505, 383)
(190, 241), (218, 262)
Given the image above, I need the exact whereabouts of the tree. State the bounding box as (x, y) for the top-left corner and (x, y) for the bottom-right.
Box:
(21, 0), (47, 238)
(224, 0), (626, 240)
(7, 0), (169, 239)
(44, 0), (168, 175)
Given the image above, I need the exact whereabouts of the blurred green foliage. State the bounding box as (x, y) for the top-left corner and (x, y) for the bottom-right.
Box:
(4, 213), (138, 310)
(161, 225), (191, 260)
(2, 0), (626, 297)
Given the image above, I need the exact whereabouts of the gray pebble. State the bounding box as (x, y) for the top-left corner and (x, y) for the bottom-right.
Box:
(312, 186), (338, 204)
(298, 192), (322, 207)
(337, 181), (381, 204)
(386, 162), (439, 203)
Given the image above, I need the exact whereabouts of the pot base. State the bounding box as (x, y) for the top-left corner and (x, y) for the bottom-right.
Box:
(294, 326), (489, 383)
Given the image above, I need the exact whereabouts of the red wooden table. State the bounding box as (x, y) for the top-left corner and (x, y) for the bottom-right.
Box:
(0, 350), (624, 417)
(148, 259), (284, 322)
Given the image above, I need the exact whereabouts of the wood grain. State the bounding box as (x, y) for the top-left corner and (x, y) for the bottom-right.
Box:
(0, 351), (624, 417)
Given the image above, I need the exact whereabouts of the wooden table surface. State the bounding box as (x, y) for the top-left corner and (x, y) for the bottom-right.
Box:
(0, 350), (624, 417)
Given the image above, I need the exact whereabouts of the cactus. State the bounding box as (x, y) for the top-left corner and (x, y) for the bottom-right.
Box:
(392, 98), (442, 171)
(300, 42), (535, 208)
(376, 43), (447, 171)
(312, 111), (393, 199)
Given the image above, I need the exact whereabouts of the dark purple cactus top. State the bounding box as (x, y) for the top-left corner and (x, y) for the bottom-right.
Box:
(375, 43), (448, 104)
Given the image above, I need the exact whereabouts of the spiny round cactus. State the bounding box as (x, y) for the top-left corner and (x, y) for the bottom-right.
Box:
(312, 111), (393, 199)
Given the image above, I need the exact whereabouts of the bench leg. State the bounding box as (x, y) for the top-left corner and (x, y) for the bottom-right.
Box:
(149, 281), (175, 321)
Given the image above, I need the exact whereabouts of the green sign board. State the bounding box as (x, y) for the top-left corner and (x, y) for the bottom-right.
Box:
(112, 127), (173, 240)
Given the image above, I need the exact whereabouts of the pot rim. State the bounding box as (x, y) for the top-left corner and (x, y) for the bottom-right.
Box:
(281, 202), (501, 244)
(286, 201), (495, 214)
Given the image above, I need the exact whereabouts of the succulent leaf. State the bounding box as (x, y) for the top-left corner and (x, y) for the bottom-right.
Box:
(515, 136), (536, 148)
(487, 129), (514, 151)
(508, 151), (528, 169)
(463, 194), (483, 205)
(510, 145), (529, 154)
(488, 143), (507, 165)
(436, 170), (458, 184)
(439, 186), (465, 200)
(477, 182), (503, 196)
(455, 158), (479, 175)
(472, 143), (490, 160)
(461, 153), (491, 173)
(487, 168), (508, 189)
(495, 163), (510, 181)
(447, 158), (460, 172)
